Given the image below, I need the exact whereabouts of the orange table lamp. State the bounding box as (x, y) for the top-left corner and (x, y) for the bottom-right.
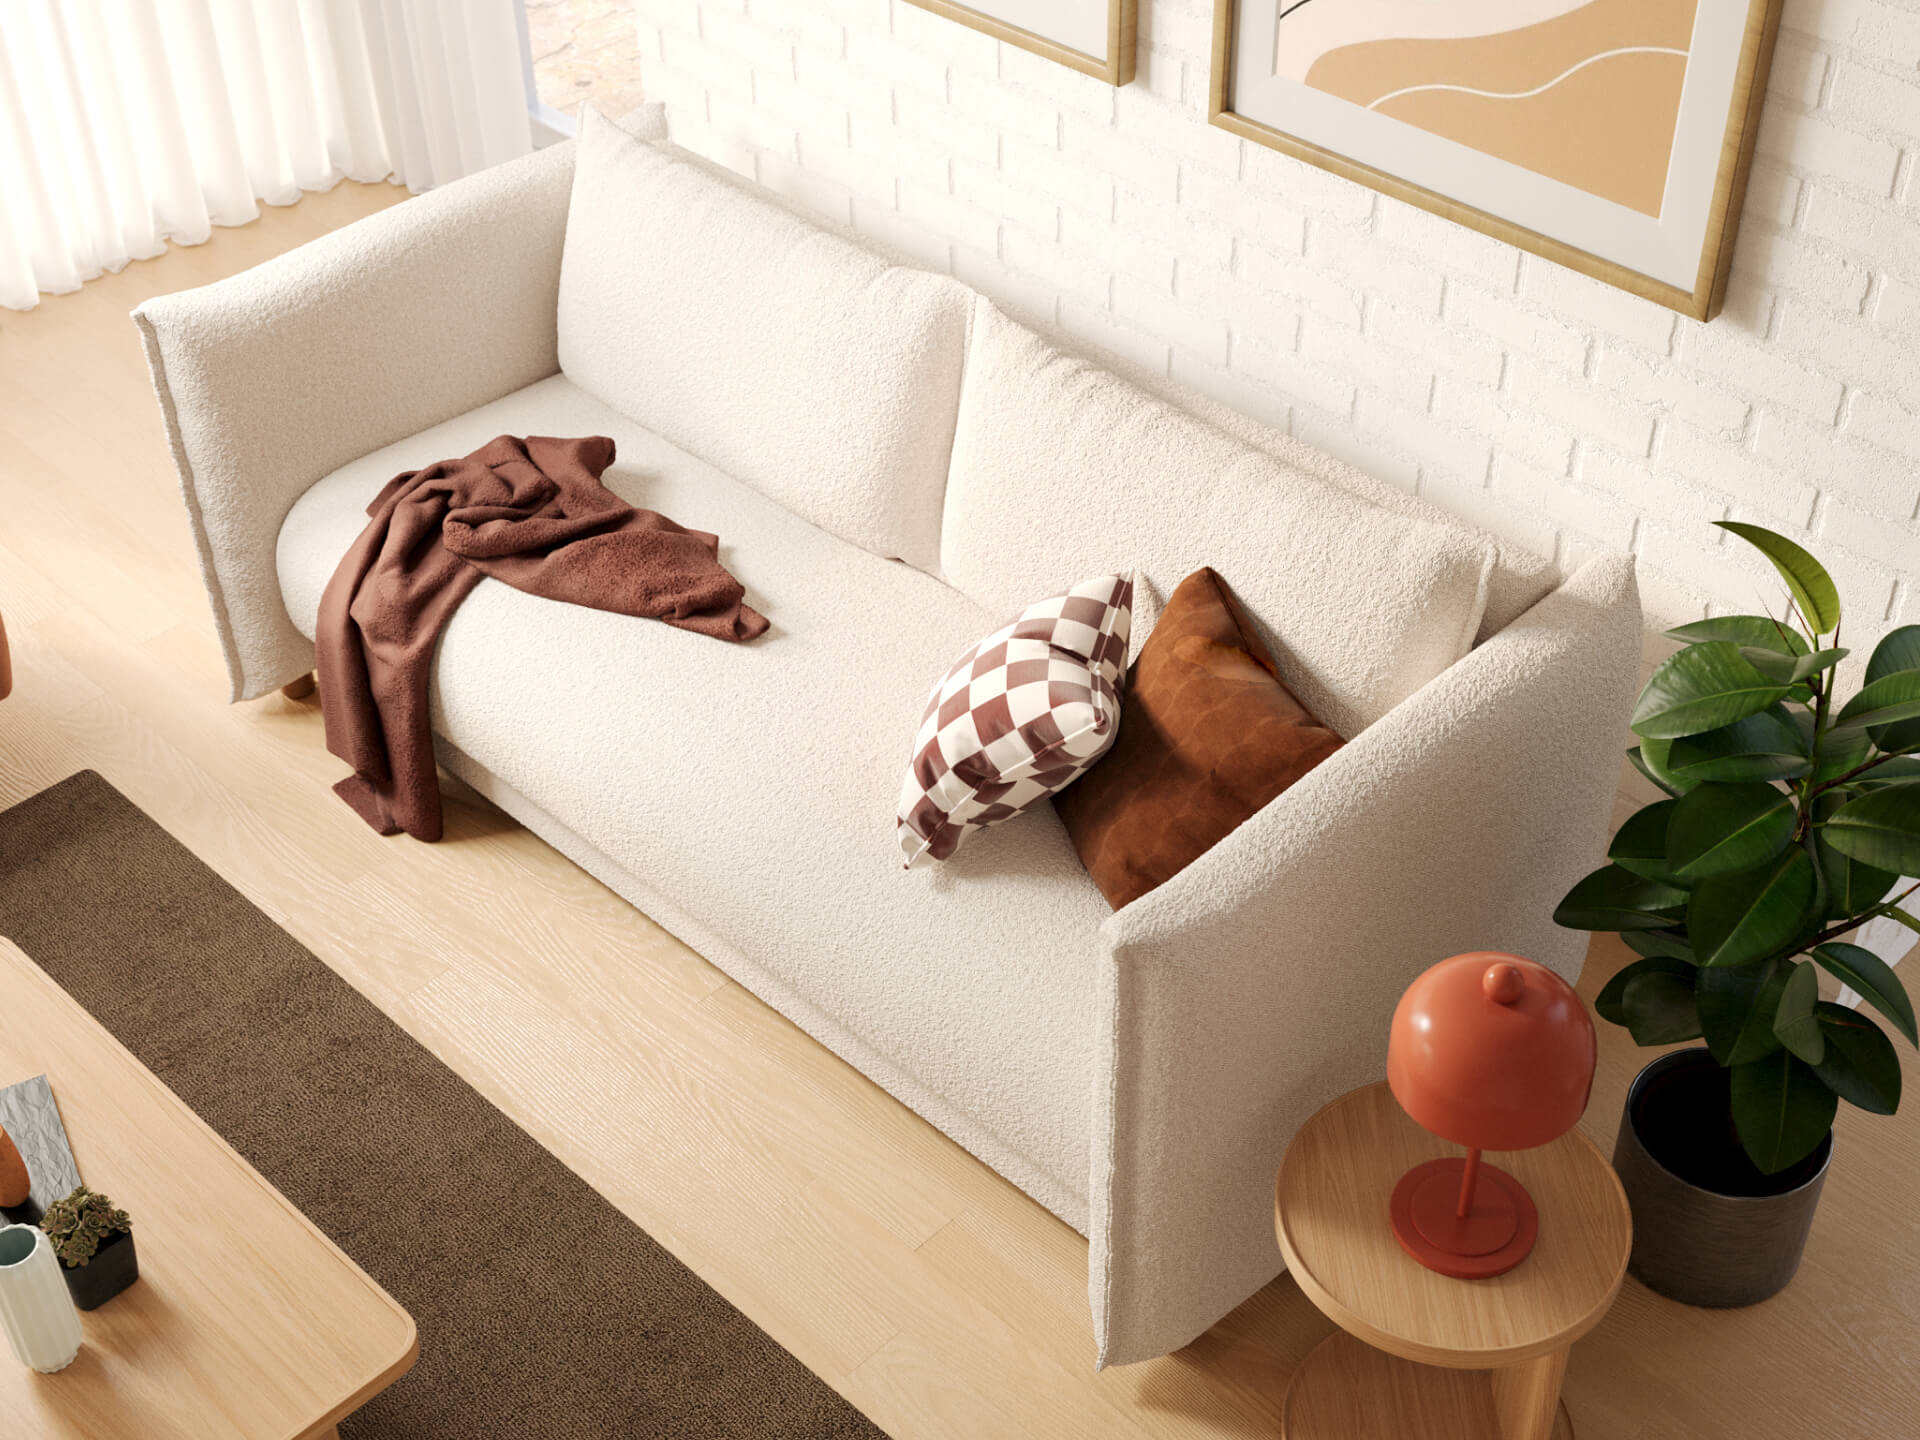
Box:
(1386, 951), (1595, 1279)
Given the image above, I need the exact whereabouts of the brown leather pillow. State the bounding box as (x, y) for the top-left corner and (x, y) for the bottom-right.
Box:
(1054, 568), (1344, 909)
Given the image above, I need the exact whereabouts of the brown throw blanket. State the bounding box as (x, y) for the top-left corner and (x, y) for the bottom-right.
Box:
(317, 433), (768, 841)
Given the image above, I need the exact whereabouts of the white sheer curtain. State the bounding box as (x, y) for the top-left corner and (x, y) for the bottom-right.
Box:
(0, 0), (531, 311)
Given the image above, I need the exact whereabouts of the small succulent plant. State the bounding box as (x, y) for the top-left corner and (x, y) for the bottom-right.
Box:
(39, 1185), (131, 1269)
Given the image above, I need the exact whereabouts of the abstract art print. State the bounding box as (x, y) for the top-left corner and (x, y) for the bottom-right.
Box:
(905, 0), (1136, 84)
(1210, 0), (1785, 318)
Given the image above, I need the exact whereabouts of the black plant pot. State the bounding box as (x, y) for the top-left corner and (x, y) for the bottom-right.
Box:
(1612, 1048), (1829, 1307)
(61, 1228), (138, 1311)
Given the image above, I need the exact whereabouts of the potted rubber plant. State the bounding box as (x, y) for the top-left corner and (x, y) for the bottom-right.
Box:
(40, 1184), (137, 1310)
(1554, 521), (1919, 1307)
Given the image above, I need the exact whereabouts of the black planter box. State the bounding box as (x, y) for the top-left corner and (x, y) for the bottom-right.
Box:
(61, 1227), (138, 1311)
(1612, 1047), (1829, 1307)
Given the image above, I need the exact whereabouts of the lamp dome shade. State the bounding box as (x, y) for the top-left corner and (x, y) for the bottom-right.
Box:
(1387, 952), (1595, 1153)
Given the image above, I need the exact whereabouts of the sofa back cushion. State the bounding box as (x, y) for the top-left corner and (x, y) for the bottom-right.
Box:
(1055, 329), (1557, 644)
(557, 109), (969, 572)
(942, 299), (1497, 737)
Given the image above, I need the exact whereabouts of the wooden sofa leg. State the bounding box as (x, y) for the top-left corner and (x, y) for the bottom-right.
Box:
(281, 673), (316, 701)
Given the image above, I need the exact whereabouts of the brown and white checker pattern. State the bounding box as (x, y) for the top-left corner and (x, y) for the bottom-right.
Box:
(897, 573), (1133, 866)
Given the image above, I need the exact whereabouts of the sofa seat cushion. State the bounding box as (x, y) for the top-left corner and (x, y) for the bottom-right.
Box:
(277, 375), (1108, 1216)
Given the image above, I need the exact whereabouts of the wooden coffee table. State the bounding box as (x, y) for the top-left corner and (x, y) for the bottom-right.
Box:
(1274, 1082), (1631, 1440)
(0, 937), (417, 1438)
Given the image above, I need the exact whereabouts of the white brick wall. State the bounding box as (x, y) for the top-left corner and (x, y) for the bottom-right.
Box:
(638, 0), (1920, 671)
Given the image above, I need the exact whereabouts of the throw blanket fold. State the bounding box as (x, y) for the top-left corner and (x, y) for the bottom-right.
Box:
(317, 433), (768, 841)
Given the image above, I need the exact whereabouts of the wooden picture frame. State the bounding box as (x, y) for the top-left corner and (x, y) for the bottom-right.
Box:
(1208, 0), (1784, 320)
(905, 0), (1137, 86)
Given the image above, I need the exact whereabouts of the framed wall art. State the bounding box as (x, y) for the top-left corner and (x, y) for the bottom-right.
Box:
(1209, 0), (1785, 319)
(905, 0), (1137, 85)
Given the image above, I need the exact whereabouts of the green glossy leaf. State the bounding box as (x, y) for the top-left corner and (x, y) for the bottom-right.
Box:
(1626, 746), (1682, 798)
(1873, 720), (1920, 754)
(1740, 648), (1796, 684)
(1596, 955), (1695, 1026)
(1626, 746), (1679, 798)
(1823, 786), (1920, 876)
(1864, 626), (1920, 753)
(1790, 708), (1818, 749)
(1699, 957), (1790, 1064)
(1773, 961), (1825, 1065)
(1666, 707), (1812, 784)
(1624, 971), (1705, 1045)
(1624, 929), (1697, 963)
(1812, 789), (1898, 923)
(1791, 842), (1835, 956)
(1830, 670), (1920, 739)
(1854, 757), (1920, 788)
(1892, 908), (1920, 936)
(1717, 522), (1841, 636)
(1637, 737), (1701, 797)
(1633, 642), (1793, 740)
(1811, 1002), (1902, 1115)
(1689, 849), (1818, 967)
(1812, 942), (1918, 1045)
(1610, 801), (1681, 883)
(1795, 647), (1848, 680)
(1741, 647), (1847, 686)
(1814, 828), (1899, 921)
(1666, 782), (1796, 881)
(1866, 626), (1920, 681)
(1730, 1048), (1839, 1174)
(1667, 615), (1809, 655)
(1554, 865), (1689, 932)
(1812, 725), (1874, 783)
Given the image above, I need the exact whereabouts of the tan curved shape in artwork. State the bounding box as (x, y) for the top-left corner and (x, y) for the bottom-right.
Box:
(1301, 0), (1698, 215)
(1273, 0), (1595, 84)
(1381, 52), (1688, 215)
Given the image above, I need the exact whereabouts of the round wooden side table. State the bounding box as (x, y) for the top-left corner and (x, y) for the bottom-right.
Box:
(1274, 1083), (1631, 1440)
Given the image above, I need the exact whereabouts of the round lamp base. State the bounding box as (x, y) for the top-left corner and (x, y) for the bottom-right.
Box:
(1390, 1158), (1539, 1279)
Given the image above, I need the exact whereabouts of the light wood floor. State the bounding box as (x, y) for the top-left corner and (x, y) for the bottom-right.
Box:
(2, 184), (1916, 1440)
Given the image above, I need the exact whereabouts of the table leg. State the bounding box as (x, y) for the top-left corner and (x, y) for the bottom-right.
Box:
(1490, 1346), (1570, 1440)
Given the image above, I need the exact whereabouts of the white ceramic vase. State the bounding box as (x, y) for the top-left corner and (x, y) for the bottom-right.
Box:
(0, 1223), (82, 1373)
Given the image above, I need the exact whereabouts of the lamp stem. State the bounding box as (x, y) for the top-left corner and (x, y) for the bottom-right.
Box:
(1457, 1146), (1482, 1219)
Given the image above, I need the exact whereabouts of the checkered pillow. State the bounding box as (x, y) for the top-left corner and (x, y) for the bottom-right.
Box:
(897, 574), (1133, 867)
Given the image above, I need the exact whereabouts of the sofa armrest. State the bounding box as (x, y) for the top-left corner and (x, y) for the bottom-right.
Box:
(1086, 554), (1640, 1366)
(134, 141), (577, 701)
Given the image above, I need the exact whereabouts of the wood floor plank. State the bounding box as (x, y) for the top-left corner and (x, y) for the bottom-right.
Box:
(396, 963), (811, 1247)
(915, 1206), (1294, 1439)
(0, 457), (182, 645)
(691, 979), (989, 1246)
(1, 178), (1914, 1440)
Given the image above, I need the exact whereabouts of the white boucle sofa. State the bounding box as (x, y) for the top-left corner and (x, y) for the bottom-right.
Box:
(133, 108), (1642, 1367)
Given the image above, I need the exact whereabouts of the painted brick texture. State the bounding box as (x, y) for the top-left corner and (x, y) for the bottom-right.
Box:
(635, 0), (1920, 683)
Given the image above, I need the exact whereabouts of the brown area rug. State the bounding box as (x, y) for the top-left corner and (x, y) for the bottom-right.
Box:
(0, 771), (888, 1439)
